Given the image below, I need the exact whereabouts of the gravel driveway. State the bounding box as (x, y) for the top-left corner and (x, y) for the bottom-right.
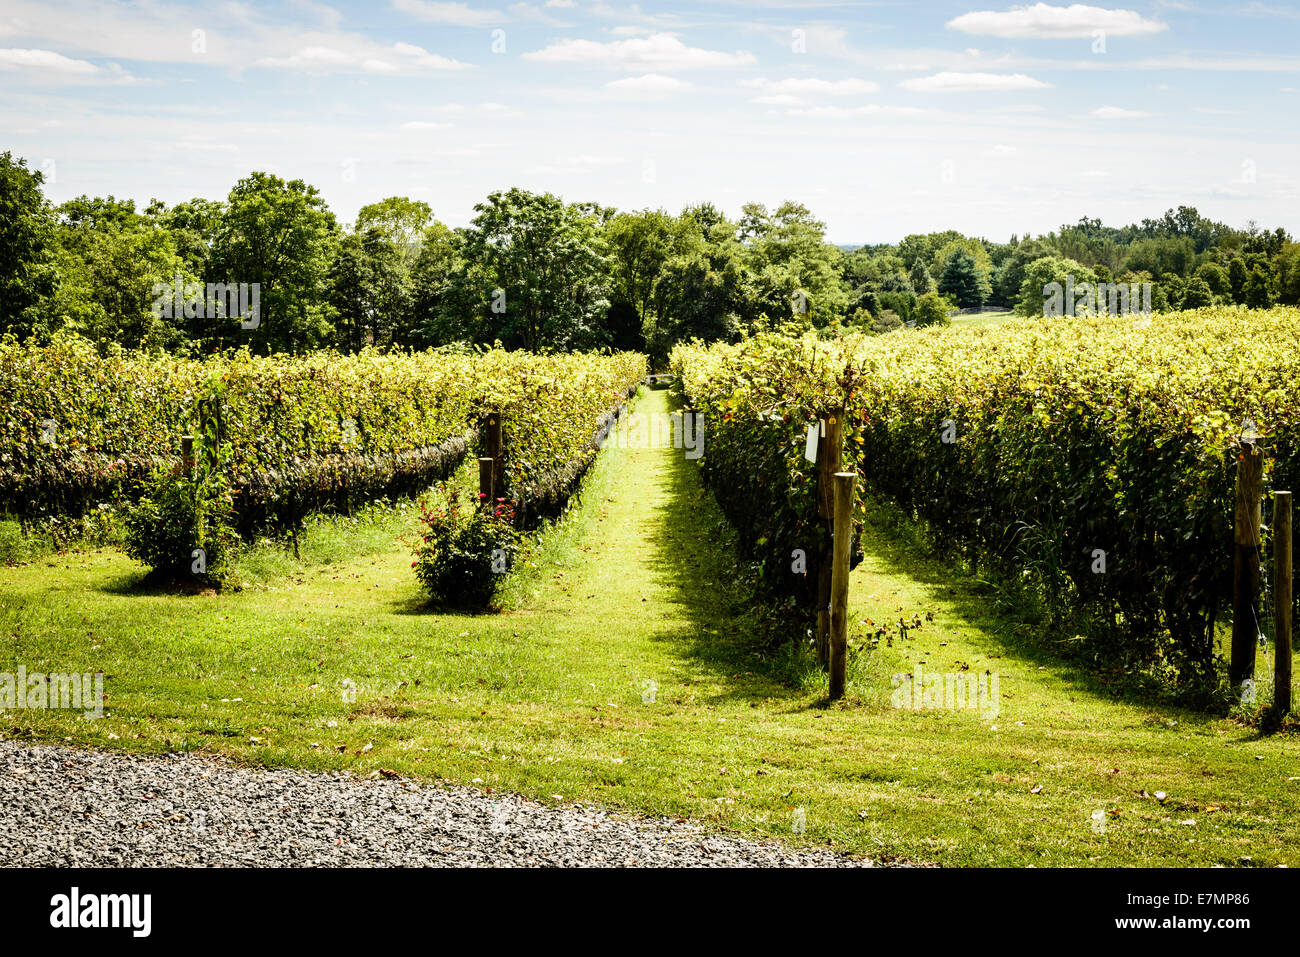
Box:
(0, 741), (883, 867)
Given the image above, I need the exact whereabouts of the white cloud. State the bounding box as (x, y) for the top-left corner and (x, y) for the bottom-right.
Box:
(1237, 2), (1300, 19)
(1090, 105), (1151, 117)
(898, 71), (1051, 92)
(546, 0), (577, 6)
(523, 33), (755, 71)
(508, 2), (568, 24)
(742, 77), (879, 96)
(257, 41), (468, 73)
(947, 3), (1167, 39)
(391, 41), (468, 69)
(401, 120), (455, 129)
(391, 0), (509, 26)
(785, 104), (926, 117)
(605, 73), (691, 94)
(984, 143), (1018, 155)
(0, 48), (100, 74)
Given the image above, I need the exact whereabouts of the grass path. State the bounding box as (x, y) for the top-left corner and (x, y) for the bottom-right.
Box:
(4, 385), (1300, 865)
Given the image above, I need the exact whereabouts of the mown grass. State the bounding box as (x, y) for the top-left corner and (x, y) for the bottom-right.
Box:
(951, 310), (1018, 329)
(2, 386), (1299, 866)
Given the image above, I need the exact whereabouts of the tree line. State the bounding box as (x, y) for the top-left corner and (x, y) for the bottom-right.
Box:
(2, 151), (1297, 363)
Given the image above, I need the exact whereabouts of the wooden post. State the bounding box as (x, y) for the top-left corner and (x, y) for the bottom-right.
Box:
(478, 457), (495, 510)
(1232, 442), (1264, 687)
(816, 408), (844, 669)
(485, 410), (503, 499)
(181, 435), (194, 478)
(1275, 491), (1292, 717)
(828, 470), (856, 701)
(817, 410), (843, 519)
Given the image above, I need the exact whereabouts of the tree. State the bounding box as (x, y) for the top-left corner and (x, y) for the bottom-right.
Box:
(45, 193), (192, 349)
(938, 248), (991, 308)
(1181, 277), (1214, 309)
(909, 260), (935, 294)
(992, 238), (1055, 307)
(647, 249), (742, 361)
(208, 172), (339, 353)
(355, 196), (432, 266)
(914, 291), (952, 327)
(409, 220), (463, 347)
(1123, 236), (1196, 278)
(932, 238), (993, 284)
(0, 152), (60, 339)
(1244, 266), (1274, 309)
(604, 209), (673, 349)
(1275, 243), (1300, 305)
(329, 228), (410, 351)
(898, 230), (964, 270)
(738, 201), (850, 328)
(1228, 257), (1248, 303)
(1016, 256), (1097, 317)
(163, 198), (226, 274)
(453, 187), (609, 351)
(1194, 262), (1230, 298)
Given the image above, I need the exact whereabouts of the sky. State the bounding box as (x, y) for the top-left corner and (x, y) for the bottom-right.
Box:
(1, 0), (1298, 244)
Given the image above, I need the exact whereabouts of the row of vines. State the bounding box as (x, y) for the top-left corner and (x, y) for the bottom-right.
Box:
(0, 336), (645, 535)
(672, 306), (1300, 689)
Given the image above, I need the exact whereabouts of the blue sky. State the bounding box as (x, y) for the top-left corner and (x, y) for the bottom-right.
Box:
(1, 0), (1297, 243)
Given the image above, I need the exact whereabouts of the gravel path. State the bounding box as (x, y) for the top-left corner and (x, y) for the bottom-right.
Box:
(0, 741), (884, 867)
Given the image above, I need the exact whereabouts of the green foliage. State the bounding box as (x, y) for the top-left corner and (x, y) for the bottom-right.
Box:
(123, 469), (238, 586)
(411, 488), (519, 609)
(207, 172), (339, 353)
(1015, 256), (1098, 316)
(5, 148), (1296, 371)
(449, 187), (610, 352)
(0, 152), (60, 340)
(673, 306), (1300, 693)
(0, 337), (645, 534)
(1195, 262), (1230, 298)
(739, 201), (851, 330)
(1244, 266), (1274, 308)
(1276, 243), (1300, 305)
(872, 310), (903, 335)
(355, 196), (432, 265)
(1181, 276), (1214, 309)
(877, 290), (916, 322)
(913, 291), (952, 327)
(329, 228), (411, 351)
(937, 247), (991, 308)
(908, 260), (935, 294)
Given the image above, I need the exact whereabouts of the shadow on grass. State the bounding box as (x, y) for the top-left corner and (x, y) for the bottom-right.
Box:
(853, 492), (1221, 727)
(635, 441), (822, 707)
(390, 592), (505, 617)
(639, 396), (1220, 724)
(99, 569), (220, 597)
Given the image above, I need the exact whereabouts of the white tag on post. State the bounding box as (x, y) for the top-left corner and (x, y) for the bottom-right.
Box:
(805, 422), (819, 463)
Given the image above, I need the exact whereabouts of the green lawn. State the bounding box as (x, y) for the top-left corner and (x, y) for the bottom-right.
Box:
(3, 385), (1299, 866)
(951, 310), (1017, 329)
